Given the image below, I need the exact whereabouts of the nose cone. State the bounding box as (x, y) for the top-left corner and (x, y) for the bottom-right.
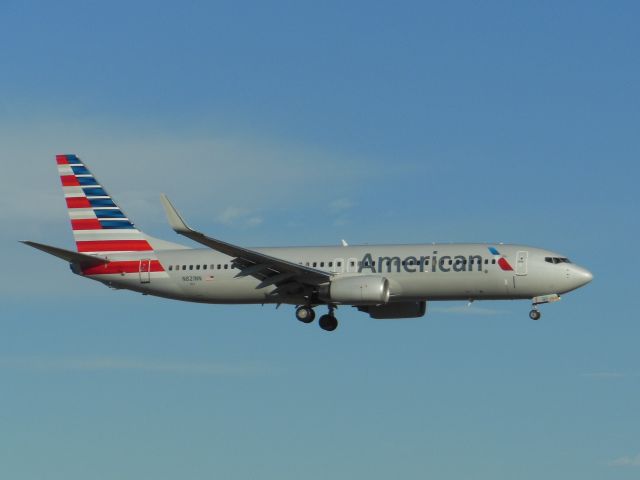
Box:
(573, 266), (593, 288)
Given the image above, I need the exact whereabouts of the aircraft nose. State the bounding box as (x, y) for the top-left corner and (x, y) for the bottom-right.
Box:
(574, 266), (593, 287)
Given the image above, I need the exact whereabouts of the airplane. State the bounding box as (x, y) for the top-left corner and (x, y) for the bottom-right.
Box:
(23, 154), (593, 332)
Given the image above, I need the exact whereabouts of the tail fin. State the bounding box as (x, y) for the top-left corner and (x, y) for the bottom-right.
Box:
(56, 154), (155, 254)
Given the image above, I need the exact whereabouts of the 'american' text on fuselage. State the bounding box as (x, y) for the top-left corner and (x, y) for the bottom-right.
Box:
(358, 252), (490, 274)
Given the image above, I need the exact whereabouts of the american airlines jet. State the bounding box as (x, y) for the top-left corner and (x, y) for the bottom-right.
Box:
(24, 155), (593, 331)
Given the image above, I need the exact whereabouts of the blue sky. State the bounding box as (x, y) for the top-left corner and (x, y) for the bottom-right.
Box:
(1, 1), (639, 478)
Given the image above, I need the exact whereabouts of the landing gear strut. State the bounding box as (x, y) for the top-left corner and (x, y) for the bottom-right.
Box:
(295, 306), (315, 323)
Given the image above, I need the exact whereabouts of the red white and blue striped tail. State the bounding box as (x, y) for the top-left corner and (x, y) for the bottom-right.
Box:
(57, 154), (155, 254)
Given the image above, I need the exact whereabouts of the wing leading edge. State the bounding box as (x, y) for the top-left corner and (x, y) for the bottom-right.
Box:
(160, 195), (331, 291)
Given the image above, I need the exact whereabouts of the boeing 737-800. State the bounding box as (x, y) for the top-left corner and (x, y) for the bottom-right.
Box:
(24, 155), (593, 331)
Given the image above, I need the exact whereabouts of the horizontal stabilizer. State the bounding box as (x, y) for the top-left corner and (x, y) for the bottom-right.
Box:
(21, 241), (109, 267)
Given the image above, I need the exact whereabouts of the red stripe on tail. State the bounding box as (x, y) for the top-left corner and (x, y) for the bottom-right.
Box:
(71, 219), (102, 230)
(60, 175), (80, 187)
(66, 197), (92, 208)
(76, 240), (153, 252)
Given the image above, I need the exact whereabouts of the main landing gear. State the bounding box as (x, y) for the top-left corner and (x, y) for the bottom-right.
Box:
(318, 312), (338, 332)
(529, 309), (541, 321)
(295, 306), (315, 323)
(295, 305), (338, 331)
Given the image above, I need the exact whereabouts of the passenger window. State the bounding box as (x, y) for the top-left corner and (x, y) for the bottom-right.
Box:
(182, 265), (186, 270)
(224, 264), (228, 269)
(313, 262), (317, 267)
(168, 265), (173, 271)
(196, 265), (200, 270)
(328, 262), (333, 267)
(203, 265), (207, 270)
(337, 262), (342, 267)
(484, 259), (489, 264)
(306, 262), (310, 266)
(217, 264), (221, 269)
(320, 262), (325, 267)
(491, 259), (496, 264)
(189, 265), (193, 270)
(350, 261), (355, 267)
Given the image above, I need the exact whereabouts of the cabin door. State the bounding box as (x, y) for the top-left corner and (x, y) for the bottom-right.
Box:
(515, 251), (528, 276)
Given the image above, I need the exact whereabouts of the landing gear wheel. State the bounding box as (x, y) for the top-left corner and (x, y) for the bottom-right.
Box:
(529, 309), (541, 320)
(295, 306), (315, 323)
(318, 314), (338, 331)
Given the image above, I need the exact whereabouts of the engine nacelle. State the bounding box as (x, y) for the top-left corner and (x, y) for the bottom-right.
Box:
(358, 301), (427, 319)
(319, 275), (390, 305)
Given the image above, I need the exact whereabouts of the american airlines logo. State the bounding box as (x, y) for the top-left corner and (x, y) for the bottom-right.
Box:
(357, 247), (513, 274)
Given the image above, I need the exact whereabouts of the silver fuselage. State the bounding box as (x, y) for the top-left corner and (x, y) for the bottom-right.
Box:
(84, 243), (593, 305)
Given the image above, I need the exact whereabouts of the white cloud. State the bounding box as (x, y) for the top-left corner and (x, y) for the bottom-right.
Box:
(216, 206), (263, 227)
(608, 453), (640, 467)
(0, 115), (373, 233)
(0, 356), (276, 376)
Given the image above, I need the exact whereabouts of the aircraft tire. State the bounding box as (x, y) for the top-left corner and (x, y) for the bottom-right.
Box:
(319, 314), (338, 331)
(296, 306), (315, 323)
(529, 309), (541, 320)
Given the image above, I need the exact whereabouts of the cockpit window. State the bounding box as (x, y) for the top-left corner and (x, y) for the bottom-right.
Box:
(545, 256), (572, 264)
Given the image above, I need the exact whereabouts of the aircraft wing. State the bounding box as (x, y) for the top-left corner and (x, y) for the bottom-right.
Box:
(160, 195), (331, 289)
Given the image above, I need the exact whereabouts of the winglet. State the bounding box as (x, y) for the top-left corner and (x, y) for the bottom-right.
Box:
(160, 194), (193, 234)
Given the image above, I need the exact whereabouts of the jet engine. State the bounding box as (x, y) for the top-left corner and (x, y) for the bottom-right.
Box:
(319, 275), (390, 305)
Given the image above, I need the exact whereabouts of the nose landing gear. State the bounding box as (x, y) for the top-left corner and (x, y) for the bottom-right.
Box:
(529, 294), (561, 320)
